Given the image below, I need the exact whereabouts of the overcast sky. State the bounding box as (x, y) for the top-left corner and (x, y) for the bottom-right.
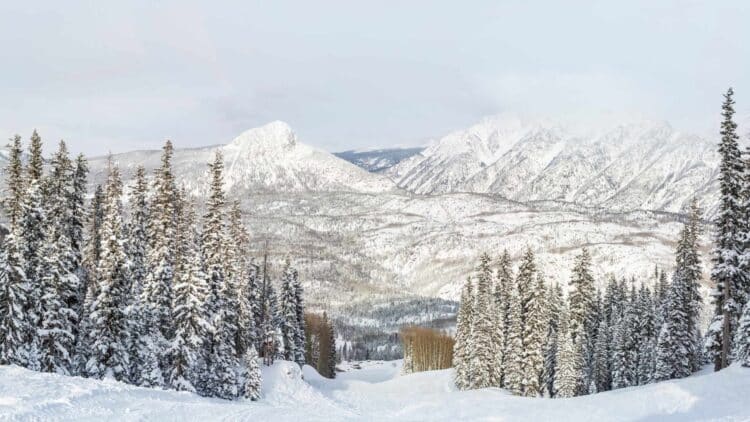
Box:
(0, 1), (748, 156)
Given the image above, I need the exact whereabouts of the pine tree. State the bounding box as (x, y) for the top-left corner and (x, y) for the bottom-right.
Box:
(168, 199), (212, 392)
(493, 250), (513, 387)
(554, 305), (583, 398)
(707, 87), (746, 371)
(279, 260), (301, 362)
(656, 202), (703, 380)
(3, 134), (25, 228)
(635, 284), (656, 385)
(38, 141), (79, 374)
(85, 159), (130, 381)
(0, 231), (30, 366)
(243, 345), (262, 400)
(19, 133), (47, 369)
(521, 269), (547, 397)
(568, 248), (597, 388)
(143, 142), (178, 343)
(735, 301), (750, 366)
(453, 277), (474, 390)
(504, 277), (525, 395)
(612, 286), (638, 389)
(543, 282), (563, 397)
(201, 151), (239, 398)
(592, 318), (611, 392)
(75, 184), (105, 374)
(468, 253), (496, 389)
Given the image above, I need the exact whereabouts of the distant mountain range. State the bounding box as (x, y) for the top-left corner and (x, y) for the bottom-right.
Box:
(333, 147), (425, 173)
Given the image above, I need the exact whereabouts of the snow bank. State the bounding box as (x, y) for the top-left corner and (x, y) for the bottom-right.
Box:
(0, 362), (748, 421)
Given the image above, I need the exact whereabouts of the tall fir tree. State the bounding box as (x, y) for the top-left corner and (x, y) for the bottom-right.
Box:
(202, 151), (239, 399)
(468, 253), (496, 389)
(521, 268), (547, 397)
(168, 199), (212, 392)
(0, 231), (30, 366)
(85, 159), (130, 381)
(453, 277), (474, 390)
(3, 134), (25, 228)
(143, 142), (178, 344)
(706, 87), (746, 371)
(568, 248), (597, 388)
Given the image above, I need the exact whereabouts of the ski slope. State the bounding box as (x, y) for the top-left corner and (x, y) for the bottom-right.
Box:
(0, 361), (748, 421)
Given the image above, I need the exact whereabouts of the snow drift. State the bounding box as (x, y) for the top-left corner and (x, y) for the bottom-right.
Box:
(1, 361), (748, 421)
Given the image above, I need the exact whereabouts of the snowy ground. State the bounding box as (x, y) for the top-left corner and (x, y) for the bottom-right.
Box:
(1, 361), (749, 421)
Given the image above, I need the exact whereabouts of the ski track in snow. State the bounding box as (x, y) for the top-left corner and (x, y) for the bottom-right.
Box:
(1, 361), (749, 421)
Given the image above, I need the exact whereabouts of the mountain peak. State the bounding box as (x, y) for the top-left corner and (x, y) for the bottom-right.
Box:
(230, 120), (297, 149)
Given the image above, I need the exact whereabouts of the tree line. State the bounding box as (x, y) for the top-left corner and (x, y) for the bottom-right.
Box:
(0, 134), (310, 400)
(454, 201), (703, 397)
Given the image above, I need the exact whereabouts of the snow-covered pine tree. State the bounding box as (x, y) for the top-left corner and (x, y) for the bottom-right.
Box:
(239, 261), (261, 362)
(567, 248), (597, 388)
(493, 249), (513, 387)
(3, 134), (25, 228)
(735, 301), (750, 366)
(243, 345), (262, 400)
(706, 88), (746, 371)
(279, 260), (301, 362)
(592, 317), (611, 392)
(201, 151), (240, 399)
(521, 269), (547, 397)
(655, 202), (703, 380)
(634, 284), (656, 385)
(143, 142), (178, 344)
(291, 266), (306, 366)
(503, 275), (525, 395)
(168, 199), (212, 392)
(611, 285), (638, 389)
(453, 276), (473, 390)
(0, 231), (30, 366)
(74, 184), (105, 374)
(19, 132), (47, 370)
(124, 166), (150, 382)
(554, 304), (583, 398)
(468, 252), (495, 389)
(85, 159), (130, 381)
(543, 282), (564, 397)
(38, 141), (79, 375)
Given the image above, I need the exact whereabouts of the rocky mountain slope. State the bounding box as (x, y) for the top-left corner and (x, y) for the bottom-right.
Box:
(387, 115), (721, 216)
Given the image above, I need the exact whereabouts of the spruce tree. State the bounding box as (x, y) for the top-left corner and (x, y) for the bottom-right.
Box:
(554, 305), (583, 398)
(3, 134), (25, 228)
(543, 282), (563, 397)
(143, 142), (178, 343)
(279, 260), (301, 362)
(202, 151), (239, 398)
(453, 277), (474, 390)
(503, 277), (525, 395)
(521, 269), (547, 397)
(469, 253), (495, 389)
(243, 345), (262, 400)
(168, 199), (211, 392)
(707, 87), (746, 371)
(85, 159), (130, 381)
(0, 231), (30, 366)
(568, 248), (597, 387)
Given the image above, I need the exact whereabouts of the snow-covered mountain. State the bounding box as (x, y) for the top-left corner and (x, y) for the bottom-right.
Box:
(88, 121), (395, 195)
(334, 147), (424, 173)
(387, 115), (721, 216)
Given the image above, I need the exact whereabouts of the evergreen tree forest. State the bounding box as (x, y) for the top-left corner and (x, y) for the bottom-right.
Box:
(454, 88), (750, 396)
(0, 135), (310, 400)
